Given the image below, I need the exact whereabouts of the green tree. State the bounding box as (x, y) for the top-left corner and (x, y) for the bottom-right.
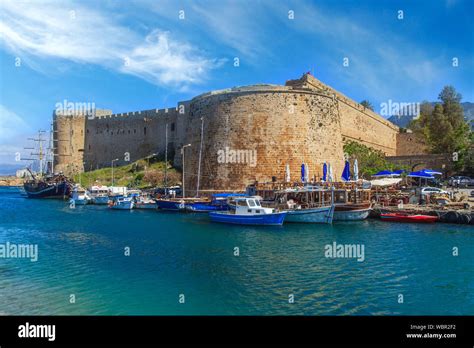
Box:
(408, 86), (472, 171)
(343, 141), (407, 178)
(360, 100), (374, 111)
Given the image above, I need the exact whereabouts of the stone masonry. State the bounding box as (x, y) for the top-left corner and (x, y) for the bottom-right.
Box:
(53, 74), (406, 193)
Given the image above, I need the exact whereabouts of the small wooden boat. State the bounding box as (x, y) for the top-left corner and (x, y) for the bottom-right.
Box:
(285, 205), (335, 224)
(184, 194), (234, 212)
(134, 196), (157, 209)
(380, 213), (438, 223)
(156, 197), (209, 211)
(209, 197), (286, 226)
(156, 199), (186, 211)
(332, 190), (371, 221)
(70, 186), (91, 205)
(89, 185), (110, 205)
(109, 196), (134, 210)
(333, 202), (371, 221)
(261, 187), (334, 224)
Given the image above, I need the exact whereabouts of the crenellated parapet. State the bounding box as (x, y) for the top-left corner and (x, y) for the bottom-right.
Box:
(53, 74), (402, 188)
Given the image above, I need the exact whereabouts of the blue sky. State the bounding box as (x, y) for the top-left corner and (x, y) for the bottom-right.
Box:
(0, 0), (473, 165)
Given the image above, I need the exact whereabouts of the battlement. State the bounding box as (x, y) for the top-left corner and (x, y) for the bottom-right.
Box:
(53, 74), (402, 182)
(286, 74), (399, 132)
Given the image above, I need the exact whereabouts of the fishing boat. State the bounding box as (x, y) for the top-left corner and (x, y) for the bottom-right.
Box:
(70, 186), (91, 205)
(275, 188), (335, 224)
(184, 193), (241, 212)
(380, 213), (438, 223)
(209, 197), (287, 225)
(332, 187), (372, 221)
(156, 198), (186, 211)
(89, 185), (110, 205)
(134, 195), (157, 209)
(109, 196), (134, 210)
(333, 203), (371, 221)
(156, 197), (209, 211)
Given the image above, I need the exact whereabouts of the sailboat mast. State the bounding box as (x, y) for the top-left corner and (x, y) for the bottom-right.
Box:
(164, 123), (168, 195)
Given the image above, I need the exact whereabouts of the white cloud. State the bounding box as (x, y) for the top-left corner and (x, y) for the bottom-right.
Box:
(0, 0), (223, 87)
(122, 30), (226, 87)
(0, 104), (31, 142)
(0, 104), (33, 165)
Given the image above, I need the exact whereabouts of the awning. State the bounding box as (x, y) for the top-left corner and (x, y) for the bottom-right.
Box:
(370, 178), (402, 187)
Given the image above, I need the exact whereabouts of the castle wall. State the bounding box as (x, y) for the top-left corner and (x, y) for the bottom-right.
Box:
(53, 113), (86, 174)
(181, 87), (345, 193)
(395, 132), (428, 156)
(83, 107), (183, 170)
(53, 74), (403, 187)
(287, 74), (399, 155)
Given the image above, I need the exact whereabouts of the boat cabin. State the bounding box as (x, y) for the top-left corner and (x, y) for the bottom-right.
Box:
(234, 197), (275, 215)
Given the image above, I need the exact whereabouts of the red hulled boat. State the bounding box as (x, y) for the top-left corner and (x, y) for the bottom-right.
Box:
(380, 213), (438, 223)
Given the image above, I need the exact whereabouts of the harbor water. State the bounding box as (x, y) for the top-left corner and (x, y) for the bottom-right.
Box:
(0, 187), (473, 315)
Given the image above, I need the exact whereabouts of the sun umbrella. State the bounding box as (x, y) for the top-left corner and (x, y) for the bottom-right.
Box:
(353, 159), (359, 181)
(392, 169), (405, 176)
(301, 163), (306, 183)
(285, 164), (291, 183)
(341, 160), (351, 181)
(421, 169), (442, 176)
(322, 162), (327, 182)
(407, 171), (435, 179)
(328, 163), (334, 182)
(372, 170), (393, 177)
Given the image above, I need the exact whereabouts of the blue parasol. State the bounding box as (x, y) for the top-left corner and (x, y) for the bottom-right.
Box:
(341, 160), (351, 181)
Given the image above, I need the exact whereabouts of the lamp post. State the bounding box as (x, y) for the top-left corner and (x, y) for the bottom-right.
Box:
(111, 158), (119, 187)
(164, 123), (168, 195)
(181, 144), (192, 198)
(196, 117), (204, 197)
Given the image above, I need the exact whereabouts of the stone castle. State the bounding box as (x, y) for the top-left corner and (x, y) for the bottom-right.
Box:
(53, 73), (416, 193)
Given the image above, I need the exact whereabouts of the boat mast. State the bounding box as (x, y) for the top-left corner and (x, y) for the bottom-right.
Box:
(49, 122), (55, 174)
(164, 123), (168, 195)
(25, 130), (47, 176)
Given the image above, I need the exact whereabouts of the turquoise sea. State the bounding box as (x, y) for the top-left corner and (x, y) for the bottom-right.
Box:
(0, 186), (472, 315)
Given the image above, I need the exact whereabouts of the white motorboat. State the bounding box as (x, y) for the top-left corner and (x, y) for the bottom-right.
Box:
(109, 196), (134, 210)
(71, 186), (91, 205)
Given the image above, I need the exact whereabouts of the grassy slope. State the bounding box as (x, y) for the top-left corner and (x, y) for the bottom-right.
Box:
(73, 159), (181, 189)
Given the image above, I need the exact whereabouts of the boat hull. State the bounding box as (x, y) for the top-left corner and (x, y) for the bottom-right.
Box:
(284, 205), (334, 224)
(111, 202), (134, 210)
(134, 202), (157, 209)
(209, 211), (287, 225)
(185, 202), (230, 212)
(156, 200), (185, 211)
(72, 198), (89, 205)
(23, 181), (70, 199)
(92, 196), (110, 205)
(333, 208), (371, 221)
(380, 213), (438, 223)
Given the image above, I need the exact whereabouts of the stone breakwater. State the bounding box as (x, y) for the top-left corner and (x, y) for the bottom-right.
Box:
(53, 74), (402, 193)
(0, 176), (22, 187)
